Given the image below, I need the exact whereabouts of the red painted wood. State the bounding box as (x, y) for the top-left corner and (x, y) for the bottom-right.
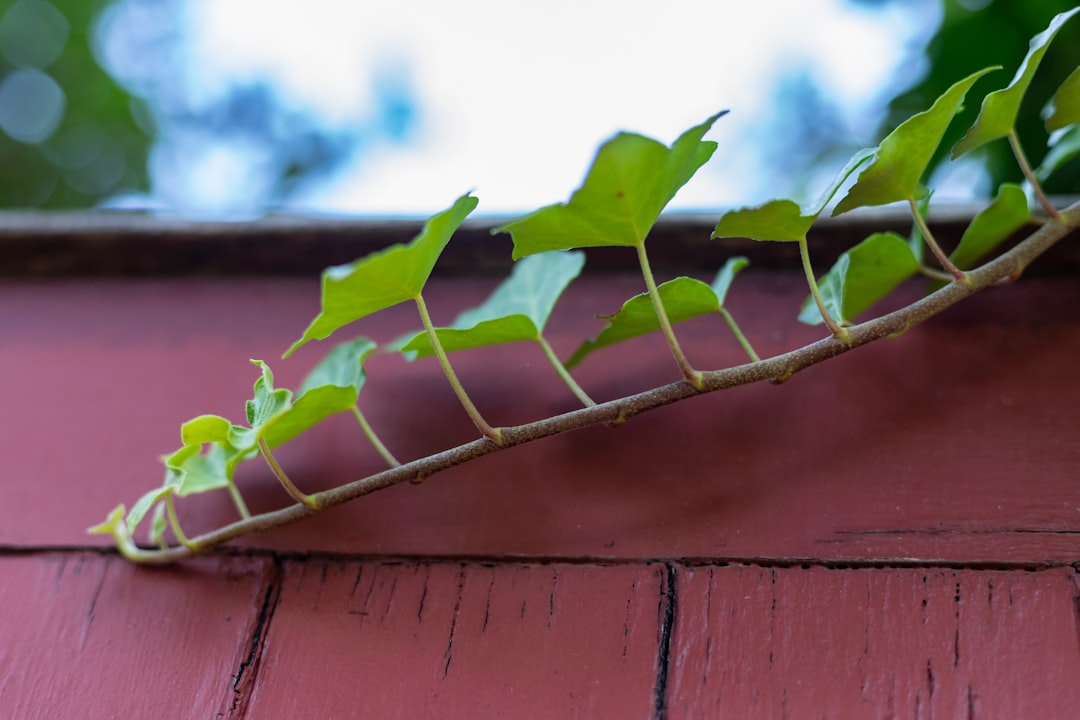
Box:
(2, 275), (1078, 562)
(245, 560), (666, 718)
(0, 553), (273, 719)
(667, 565), (1080, 719)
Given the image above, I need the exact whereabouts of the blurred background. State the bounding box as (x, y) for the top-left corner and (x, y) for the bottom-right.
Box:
(0, 0), (1076, 218)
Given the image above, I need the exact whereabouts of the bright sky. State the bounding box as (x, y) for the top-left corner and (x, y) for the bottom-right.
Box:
(113, 0), (940, 216)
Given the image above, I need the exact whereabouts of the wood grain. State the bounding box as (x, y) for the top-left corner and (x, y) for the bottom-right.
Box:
(667, 565), (1080, 719)
(0, 553), (274, 719)
(244, 560), (668, 719)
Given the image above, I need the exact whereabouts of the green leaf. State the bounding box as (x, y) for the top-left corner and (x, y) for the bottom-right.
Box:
(834, 68), (998, 215)
(163, 442), (235, 496)
(1036, 125), (1080, 181)
(298, 337), (377, 397)
(950, 183), (1030, 270)
(398, 251), (585, 358)
(87, 505), (127, 538)
(266, 385), (357, 448)
(245, 360), (292, 428)
(495, 113), (725, 258)
(179, 414), (232, 446)
(565, 257), (752, 368)
(565, 277), (720, 370)
(954, 8), (1080, 157)
(242, 359), (356, 449)
(710, 256), (750, 306)
(1044, 65), (1080, 133)
(712, 199), (809, 242)
(799, 232), (920, 326)
(286, 194), (478, 356)
(713, 148), (873, 242)
(125, 486), (172, 534)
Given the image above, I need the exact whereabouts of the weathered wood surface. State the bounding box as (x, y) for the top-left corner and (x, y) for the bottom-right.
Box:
(0, 553), (273, 719)
(244, 560), (667, 719)
(667, 565), (1080, 719)
(2, 270), (1078, 718)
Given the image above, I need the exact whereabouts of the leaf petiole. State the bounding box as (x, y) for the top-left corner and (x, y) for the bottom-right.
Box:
(258, 436), (319, 509)
(635, 242), (703, 389)
(415, 292), (504, 445)
(535, 334), (596, 407)
(1008, 130), (1059, 221)
(797, 237), (850, 343)
(351, 406), (401, 467)
(227, 481), (251, 520)
(917, 265), (956, 282)
(909, 197), (967, 283)
(164, 492), (199, 550)
(718, 307), (760, 363)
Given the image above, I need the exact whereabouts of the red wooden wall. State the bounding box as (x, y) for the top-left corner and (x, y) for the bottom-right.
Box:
(2, 271), (1078, 718)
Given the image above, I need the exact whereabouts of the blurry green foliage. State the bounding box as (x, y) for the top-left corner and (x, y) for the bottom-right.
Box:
(0, 0), (149, 207)
(884, 0), (1080, 194)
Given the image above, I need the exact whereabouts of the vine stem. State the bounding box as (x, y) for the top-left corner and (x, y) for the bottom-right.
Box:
(909, 197), (965, 282)
(103, 199), (1080, 564)
(414, 292), (503, 446)
(797, 236), (849, 343)
(352, 406), (401, 467)
(258, 436), (318, 509)
(536, 335), (595, 407)
(635, 242), (703, 389)
(1008, 129), (1060, 221)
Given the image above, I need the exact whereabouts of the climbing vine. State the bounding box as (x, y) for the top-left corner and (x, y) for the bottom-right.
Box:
(92, 9), (1080, 564)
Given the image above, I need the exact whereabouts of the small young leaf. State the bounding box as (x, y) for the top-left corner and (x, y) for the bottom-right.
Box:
(799, 232), (920, 326)
(834, 68), (997, 215)
(1036, 125), (1080, 181)
(495, 113), (725, 258)
(398, 251), (585, 358)
(713, 148), (874, 242)
(286, 194), (478, 356)
(565, 277), (719, 369)
(950, 183), (1030, 270)
(954, 8), (1080, 157)
(1044, 65), (1080, 133)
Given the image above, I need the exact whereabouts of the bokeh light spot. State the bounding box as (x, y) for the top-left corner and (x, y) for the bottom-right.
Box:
(0, 68), (66, 143)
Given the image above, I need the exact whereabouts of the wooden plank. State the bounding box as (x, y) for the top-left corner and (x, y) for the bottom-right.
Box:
(2, 274), (1078, 563)
(3, 205), (1036, 277)
(666, 565), (1080, 719)
(0, 553), (274, 719)
(244, 560), (667, 719)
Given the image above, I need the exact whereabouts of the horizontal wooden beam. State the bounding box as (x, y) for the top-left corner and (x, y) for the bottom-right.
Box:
(2, 203), (1076, 276)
